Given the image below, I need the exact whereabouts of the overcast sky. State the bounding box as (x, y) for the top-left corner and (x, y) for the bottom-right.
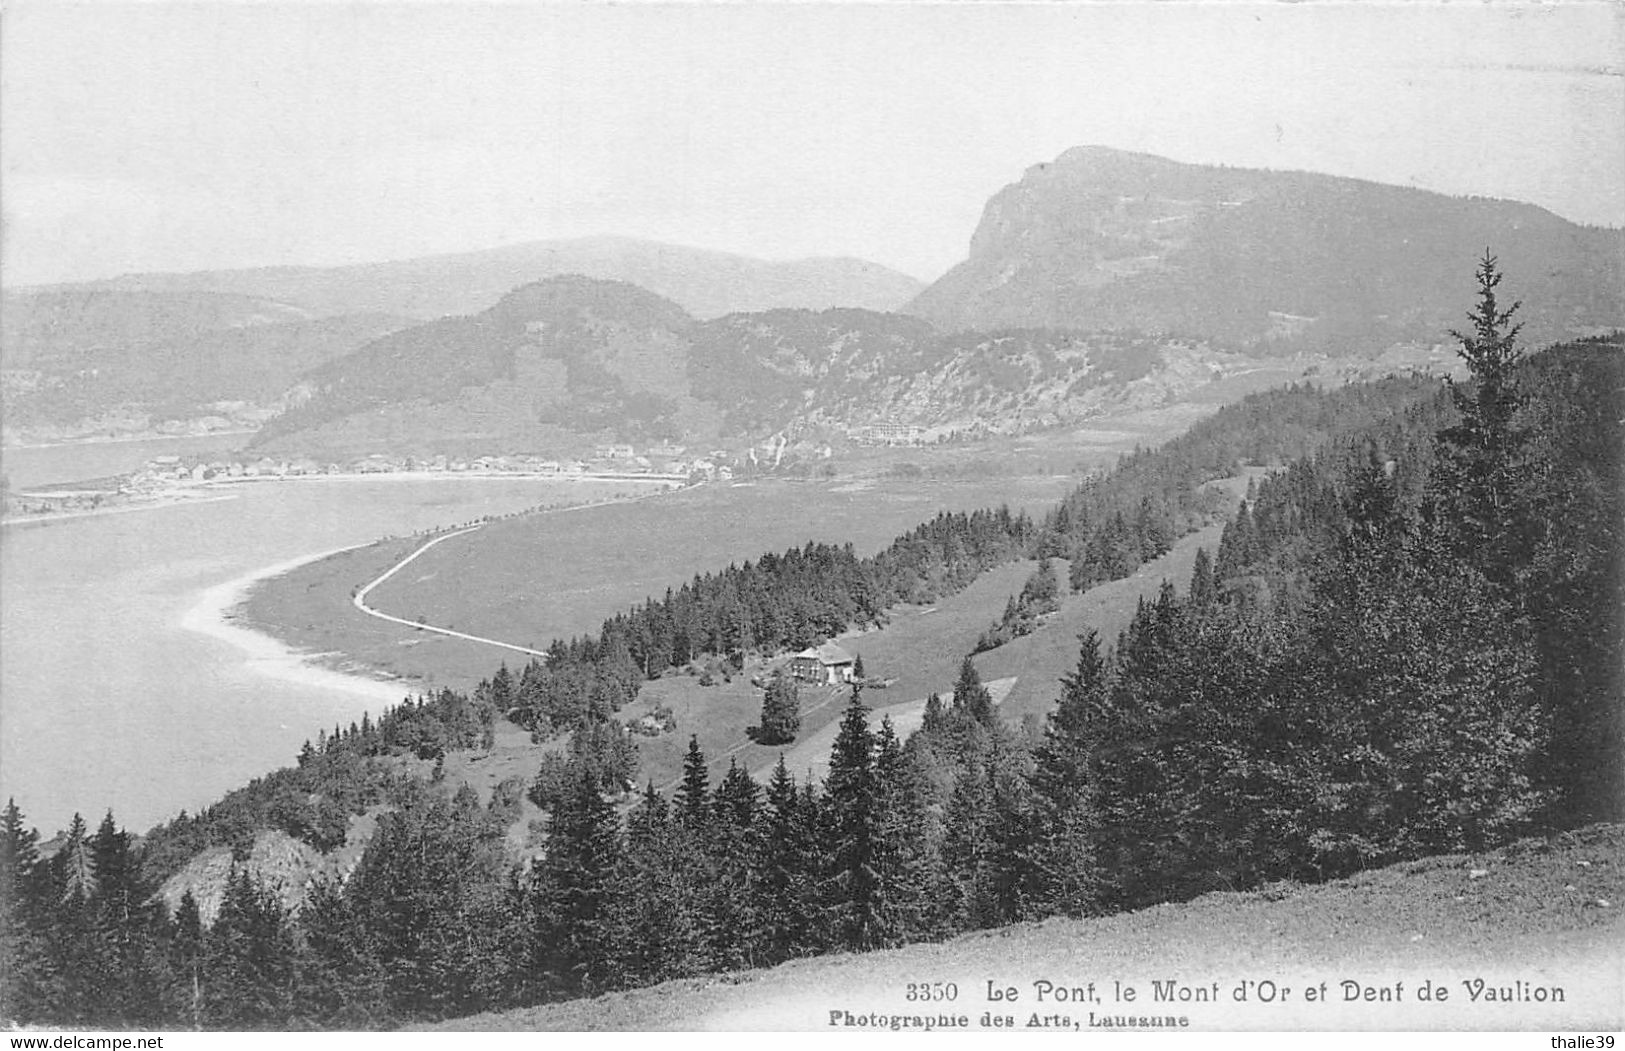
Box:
(3, 2), (1621, 288)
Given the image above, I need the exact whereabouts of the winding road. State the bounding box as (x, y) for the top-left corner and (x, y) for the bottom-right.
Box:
(349, 481), (691, 661)
(351, 526), (553, 658)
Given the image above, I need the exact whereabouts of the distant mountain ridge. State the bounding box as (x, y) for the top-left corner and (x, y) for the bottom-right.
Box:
(251, 274), (1243, 457)
(0, 288), (414, 443)
(0, 289), (313, 368)
(906, 146), (1625, 348)
(14, 152), (1620, 453)
(58, 235), (926, 322)
(2, 239), (923, 443)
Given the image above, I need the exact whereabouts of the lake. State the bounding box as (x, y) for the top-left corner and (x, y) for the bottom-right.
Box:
(0, 474), (625, 835)
(1, 433), (254, 490)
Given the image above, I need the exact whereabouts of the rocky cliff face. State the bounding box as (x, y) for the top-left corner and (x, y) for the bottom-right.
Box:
(907, 146), (1625, 348)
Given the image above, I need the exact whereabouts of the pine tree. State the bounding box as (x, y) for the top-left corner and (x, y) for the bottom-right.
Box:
(675, 736), (711, 829)
(611, 784), (707, 987)
(338, 786), (513, 1021)
(920, 693), (947, 736)
(754, 758), (822, 962)
(56, 814), (95, 903)
(298, 876), (389, 1028)
(0, 800), (43, 919)
(754, 674), (801, 745)
(822, 687), (884, 950)
(203, 868), (298, 1028)
(951, 655), (995, 727)
(1434, 249), (1531, 586)
(1090, 587), (1194, 909)
(1304, 525), (1547, 864)
(870, 716), (934, 944)
(1188, 547), (1217, 608)
(532, 762), (626, 995)
(1023, 632), (1107, 918)
(938, 760), (994, 931)
(88, 812), (167, 1026)
(707, 760), (763, 970)
(171, 891), (205, 1030)
(0, 800), (53, 1023)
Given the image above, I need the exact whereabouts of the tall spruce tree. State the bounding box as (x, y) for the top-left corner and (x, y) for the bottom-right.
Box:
(88, 812), (167, 1026)
(532, 761), (626, 995)
(707, 760), (763, 970)
(952, 655), (995, 727)
(755, 757), (823, 962)
(754, 674), (801, 745)
(675, 736), (712, 829)
(170, 890), (205, 1030)
(337, 785), (513, 1021)
(612, 784), (707, 987)
(870, 717), (934, 943)
(1434, 249), (1530, 587)
(822, 687), (884, 950)
(1023, 632), (1108, 918)
(203, 868), (298, 1028)
(0, 800), (53, 1023)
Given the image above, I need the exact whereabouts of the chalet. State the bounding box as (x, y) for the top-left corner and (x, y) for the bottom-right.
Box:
(790, 642), (857, 685)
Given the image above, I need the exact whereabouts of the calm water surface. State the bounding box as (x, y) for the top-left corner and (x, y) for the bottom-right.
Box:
(2, 434), (252, 489)
(0, 476), (591, 834)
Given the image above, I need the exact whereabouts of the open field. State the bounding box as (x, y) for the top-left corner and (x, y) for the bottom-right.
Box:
(432, 823), (1625, 1031)
(237, 478), (672, 686)
(241, 469), (1088, 690)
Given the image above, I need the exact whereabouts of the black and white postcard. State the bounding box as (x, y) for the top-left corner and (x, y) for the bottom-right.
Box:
(2, 1), (1620, 1037)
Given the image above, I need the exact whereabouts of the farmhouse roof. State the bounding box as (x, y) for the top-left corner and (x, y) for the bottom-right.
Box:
(795, 642), (854, 666)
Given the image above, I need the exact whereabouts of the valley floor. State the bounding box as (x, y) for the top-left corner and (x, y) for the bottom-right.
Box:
(432, 824), (1624, 1032)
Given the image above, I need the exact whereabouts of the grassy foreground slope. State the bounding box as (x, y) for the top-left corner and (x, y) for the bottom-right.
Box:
(437, 824), (1623, 1032)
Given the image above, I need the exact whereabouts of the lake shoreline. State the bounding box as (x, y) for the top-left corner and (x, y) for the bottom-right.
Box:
(4, 471), (682, 529)
(179, 546), (417, 709)
(185, 479), (687, 706)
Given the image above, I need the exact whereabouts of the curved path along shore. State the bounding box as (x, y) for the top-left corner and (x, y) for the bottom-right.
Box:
(347, 483), (691, 662)
(351, 527), (551, 658)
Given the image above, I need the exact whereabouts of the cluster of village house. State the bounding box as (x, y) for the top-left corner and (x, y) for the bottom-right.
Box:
(120, 443), (745, 493)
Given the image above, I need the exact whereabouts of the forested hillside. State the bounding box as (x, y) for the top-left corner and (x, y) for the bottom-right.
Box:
(250, 274), (1249, 457)
(2, 262), (1618, 1030)
(0, 290), (414, 442)
(3, 240), (923, 442)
